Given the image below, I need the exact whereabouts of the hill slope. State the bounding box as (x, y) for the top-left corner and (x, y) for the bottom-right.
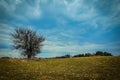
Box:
(0, 56), (120, 80)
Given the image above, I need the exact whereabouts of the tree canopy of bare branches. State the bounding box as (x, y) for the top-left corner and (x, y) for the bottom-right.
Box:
(11, 27), (45, 59)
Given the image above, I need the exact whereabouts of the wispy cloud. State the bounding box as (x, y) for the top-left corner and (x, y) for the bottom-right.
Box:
(1, 0), (119, 28)
(0, 0), (42, 22)
(0, 48), (21, 58)
(0, 23), (14, 45)
(42, 39), (120, 57)
(37, 22), (120, 57)
(40, 0), (120, 29)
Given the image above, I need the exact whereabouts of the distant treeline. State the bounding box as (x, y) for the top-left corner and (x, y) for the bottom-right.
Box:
(73, 51), (112, 57)
(55, 51), (112, 58)
(1, 51), (112, 59)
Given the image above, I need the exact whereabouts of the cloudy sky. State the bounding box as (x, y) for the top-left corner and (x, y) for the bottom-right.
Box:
(0, 0), (120, 58)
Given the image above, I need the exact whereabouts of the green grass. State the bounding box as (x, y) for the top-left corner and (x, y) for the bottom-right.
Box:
(0, 56), (120, 80)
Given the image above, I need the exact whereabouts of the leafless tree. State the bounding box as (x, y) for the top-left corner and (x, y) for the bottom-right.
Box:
(11, 27), (45, 59)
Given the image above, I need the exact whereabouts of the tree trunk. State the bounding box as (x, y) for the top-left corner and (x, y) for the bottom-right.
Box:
(27, 55), (31, 59)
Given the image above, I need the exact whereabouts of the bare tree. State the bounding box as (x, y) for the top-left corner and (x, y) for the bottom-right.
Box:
(11, 27), (45, 59)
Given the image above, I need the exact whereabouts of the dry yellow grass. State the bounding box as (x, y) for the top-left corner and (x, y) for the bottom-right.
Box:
(0, 56), (120, 80)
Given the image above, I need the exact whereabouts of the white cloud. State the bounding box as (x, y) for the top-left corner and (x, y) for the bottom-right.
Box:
(40, 26), (120, 57)
(65, 0), (97, 20)
(1, 0), (119, 28)
(0, 23), (14, 33)
(0, 35), (12, 45)
(0, 23), (14, 45)
(42, 39), (120, 57)
(43, 41), (90, 55)
(0, 49), (21, 58)
(43, 0), (98, 21)
(40, 0), (120, 29)
(25, 0), (42, 19)
(0, 0), (42, 22)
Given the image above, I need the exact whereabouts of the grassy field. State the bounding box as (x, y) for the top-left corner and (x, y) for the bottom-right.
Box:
(0, 56), (120, 80)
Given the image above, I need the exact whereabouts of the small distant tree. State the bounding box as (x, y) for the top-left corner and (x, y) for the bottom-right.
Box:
(95, 51), (112, 56)
(95, 51), (104, 56)
(85, 53), (91, 57)
(104, 52), (112, 56)
(55, 54), (71, 58)
(11, 27), (45, 59)
(73, 54), (84, 57)
(64, 54), (71, 58)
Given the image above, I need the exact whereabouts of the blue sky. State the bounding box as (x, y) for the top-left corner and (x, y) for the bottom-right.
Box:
(0, 0), (120, 58)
